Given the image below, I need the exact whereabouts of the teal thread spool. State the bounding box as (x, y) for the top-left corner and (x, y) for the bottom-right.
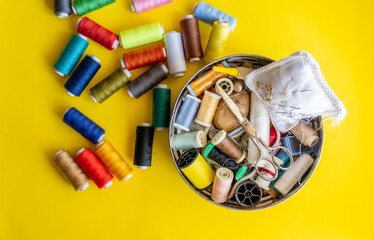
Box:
(152, 84), (171, 130)
(119, 22), (164, 49)
(171, 131), (207, 150)
(54, 34), (89, 77)
(72, 0), (116, 16)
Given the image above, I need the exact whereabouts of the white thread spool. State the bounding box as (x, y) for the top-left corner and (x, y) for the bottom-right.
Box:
(274, 153), (314, 195)
(164, 31), (187, 77)
(247, 94), (270, 166)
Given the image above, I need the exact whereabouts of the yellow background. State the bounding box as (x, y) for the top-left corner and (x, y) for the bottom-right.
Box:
(0, 0), (372, 239)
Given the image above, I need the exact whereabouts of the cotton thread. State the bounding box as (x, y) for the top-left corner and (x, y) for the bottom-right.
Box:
(180, 15), (203, 62)
(211, 130), (246, 164)
(54, 150), (89, 191)
(77, 17), (119, 50)
(211, 168), (233, 203)
(171, 131), (207, 150)
(152, 85), (171, 130)
(75, 148), (113, 189)
(64, 55), (101, 97)
(290, 121), (319, 147)
(54, 34), (88, 77)
(72, 0), (116, 16)
(95, 141), (133, 182)
(63, 107), (105, 144)
(119, 22), (164, 49)
(54, 0), (72, 18)
(131, 0), (173, 14)
(121, 44), (166, 70)
(90, 67), (131, 103)
(174, 95), (201, 131)
(127, 64), (169, 98)
(194, 90), (221, 127)
(134, 123), (155, 169)
(164, 31), (187, 77)
(203, 144), (239, 174)
(204, 20), (231, 63)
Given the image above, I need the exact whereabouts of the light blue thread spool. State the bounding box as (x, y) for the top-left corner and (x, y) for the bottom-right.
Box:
(54, 34), (89, 77)
(173, 95), (201, 131)
(193, 1), (237, 32)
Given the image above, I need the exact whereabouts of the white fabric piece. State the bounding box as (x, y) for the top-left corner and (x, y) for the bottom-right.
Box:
(245, 51), (347, 132)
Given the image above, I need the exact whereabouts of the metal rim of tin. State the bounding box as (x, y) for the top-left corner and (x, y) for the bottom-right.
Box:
(169, 54), (324, 211)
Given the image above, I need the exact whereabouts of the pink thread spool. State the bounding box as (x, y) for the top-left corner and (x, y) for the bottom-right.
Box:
(211, 168), (234, 203)
(131, 0), (173, 14)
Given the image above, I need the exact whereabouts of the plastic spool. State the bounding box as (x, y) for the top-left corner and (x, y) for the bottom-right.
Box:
(137, 122), (151, 169)
(155, 84), (168, 131)
(183, 15), (200, 62)
(173, 95), (201, 131)
(215, 78), (233, 95)
(234, 180), (262, 207)
(130, 2), (135, 11)
(211, 130), (246, 163)
(72, 4), (77, 15)
(58, 13), (69, 18)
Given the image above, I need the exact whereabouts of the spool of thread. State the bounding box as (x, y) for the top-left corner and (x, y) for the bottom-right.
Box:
(77, 17), (119, 50)
(72, 0), (116, 16)
(121, 44), (166, 70)
(134, 123), (155, 169)
(194, 91), (221, 127)
(290, 121), (319, 147)
(254, 161), (276, 190)
(95, 141), (133, 182)
(174, 95), (201, 131)
(171, 131), (207, 150)
(54, 150), (89, 191)
(247, 94), (270, 166)
(54, 0), (72, 18)
(193, 1), (237, 32)
(215, 78), (233, 95)
(269, 126), (282, 147)
(54, 34), (88, 77)
(211, 130), (246, 164)
(152, 85), (171, 130)
(90, 67), (131, 103)
(187, 64), (228, 97)
(268, 151), (291, 198)
(234, 180), (262, 207)
(203, 144), (239, 174)
(119, 22), (164, 49)
(178, 149), (214, 189)
(75, 148), (113, 189)
(164, 31), (187, 77)
(274, 154), (314, 195)
(63, 107), (105, 144)
(64, 55), (101, 97)
(131, 0), (173, 14)
(180, 15), (203, 62)
(211, 168), (233, 203)
(204, 20), (231, 63)
(127, 64), (169, 98)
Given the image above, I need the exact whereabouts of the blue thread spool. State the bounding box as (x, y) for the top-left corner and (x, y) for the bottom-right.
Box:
(64, 55), (101, 97)
(173, 95), (201, 131)
(193, 1), (237, 32)
(54, 34), (89, 77)
(63, 107), (105, 144)
(276, 149), (291, 168)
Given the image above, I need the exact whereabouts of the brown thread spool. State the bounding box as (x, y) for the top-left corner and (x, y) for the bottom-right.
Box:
(290, 121), (319, 147)
(54, 150), (89, 191)
(211, 130), (246, 163)
(194, 90), (221, 127)
(180, 15), (203, 62)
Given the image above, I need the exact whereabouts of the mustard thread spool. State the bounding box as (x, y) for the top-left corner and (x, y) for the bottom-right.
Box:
(194, 90), (221, 127)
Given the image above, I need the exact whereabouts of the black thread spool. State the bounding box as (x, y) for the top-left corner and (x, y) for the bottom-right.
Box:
(134, 123), (155, 169)
(127, 64), (169, 99)
(54, 0), (72, 18)
(204, 145), (239, 175)
(235, 180), (262, 207)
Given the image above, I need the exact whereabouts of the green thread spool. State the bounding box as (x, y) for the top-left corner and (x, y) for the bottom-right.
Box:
(90, 67), (131, 103)
(119, 22), (164, 49)
(152, 84), (171, 130)
(171, 131), (207, 151)
(54, 34), (89, 77)
(72, 0), (116, 16)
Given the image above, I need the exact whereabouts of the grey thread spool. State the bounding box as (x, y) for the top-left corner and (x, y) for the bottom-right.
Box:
(171, 131), (207, 150)
(54, 0), (72, 18)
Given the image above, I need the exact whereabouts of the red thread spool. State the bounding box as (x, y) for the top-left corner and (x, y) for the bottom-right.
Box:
(121, 44), (166, 70)
(269, 126), (282, 147)
(75, 148), (113, 189)
(77, 17), (119, 50)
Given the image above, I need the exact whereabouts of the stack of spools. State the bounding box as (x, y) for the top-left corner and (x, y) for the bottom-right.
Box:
(52, 0), (238, 191)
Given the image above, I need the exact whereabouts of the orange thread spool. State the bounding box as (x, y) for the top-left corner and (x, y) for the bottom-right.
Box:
(95, 141), (133, 182)
(121, 44), (166, 70)
(187, 63), (228, 97)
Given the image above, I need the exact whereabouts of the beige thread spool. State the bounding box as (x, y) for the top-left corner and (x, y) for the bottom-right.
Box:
(211, 168), (234, 203)
(54, 150), (89, 191)
(211, 130), (246, 163)
(233, 79), (244, 92)
(195, 90), (221, 127)
(290, 121), (319, 147)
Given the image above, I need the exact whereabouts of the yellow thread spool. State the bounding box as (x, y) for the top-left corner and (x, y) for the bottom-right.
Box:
(179, 150), (214, 189)
(204, 20), (231, 63)
(195, 90), (221, 127)
(95, 141), (133, 182)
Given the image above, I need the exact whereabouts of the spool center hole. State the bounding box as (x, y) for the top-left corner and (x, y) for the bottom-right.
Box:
(246, 192), (252, 198)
